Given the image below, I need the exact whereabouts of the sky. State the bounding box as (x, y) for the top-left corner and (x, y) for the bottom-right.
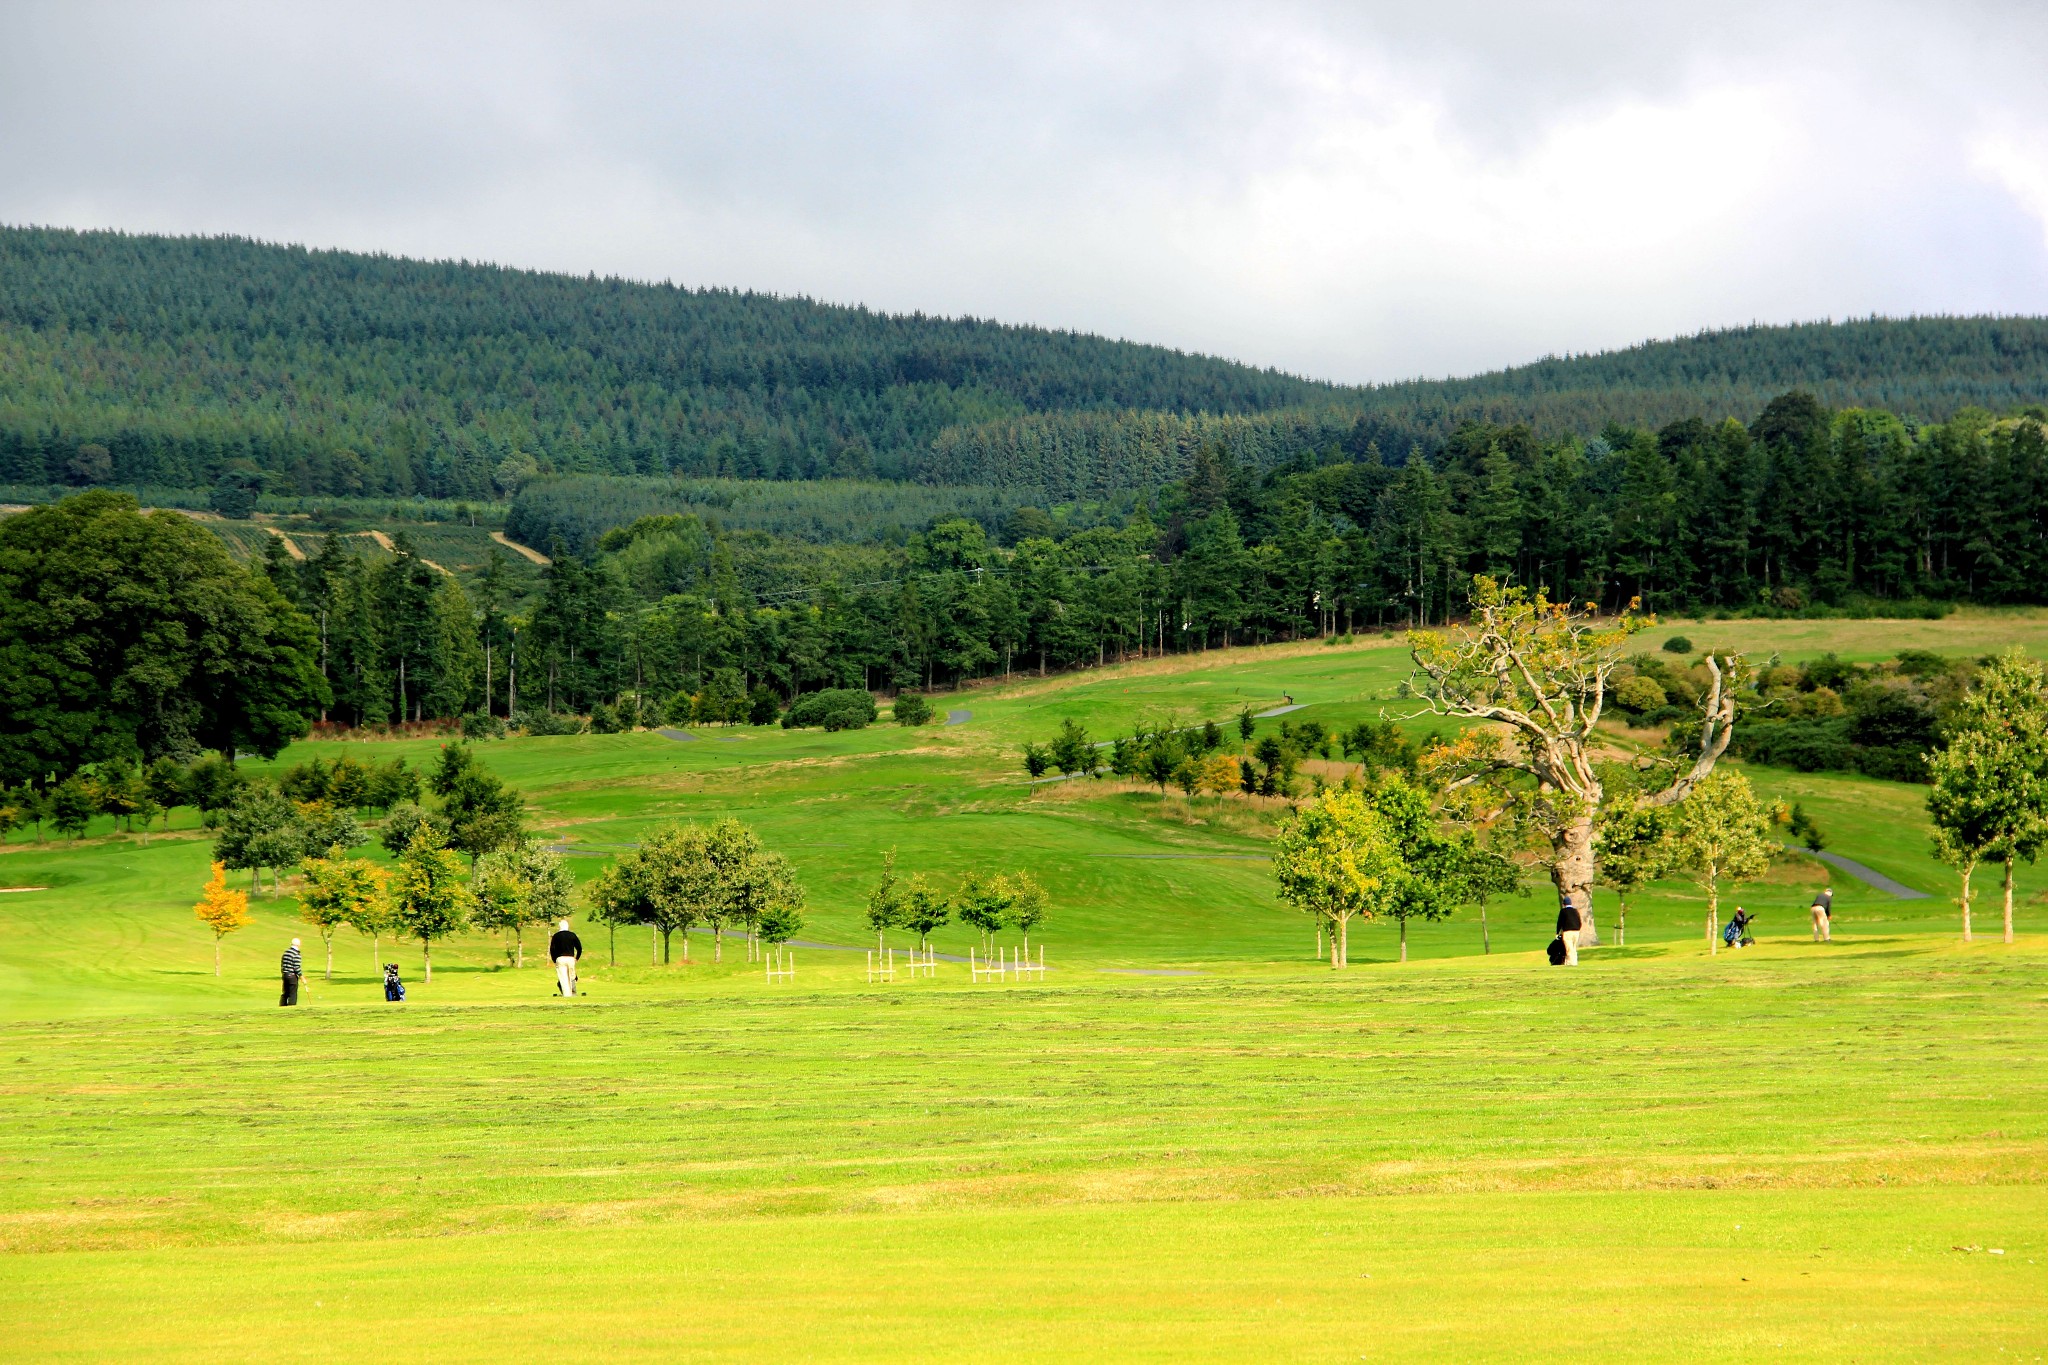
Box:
(5, 1), (2048, 386)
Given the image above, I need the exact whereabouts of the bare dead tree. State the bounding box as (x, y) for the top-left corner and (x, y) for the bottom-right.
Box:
(1404, 577), (1741, 945)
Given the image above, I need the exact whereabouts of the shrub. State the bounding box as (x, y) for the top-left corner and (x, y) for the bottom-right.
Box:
(1661, 635), (1693, 654)
(746, 685), (782, 726)
(821, 703), (871, 732)
(514, 709), (584, 737)
(588, 702), (623, 734)
(460, 712), (506, 741)
(1613, 675), (1668, 713)
(781, 688), (878, 730)
(1731, 719), (1855, 773)
(893, 692), (934, 726)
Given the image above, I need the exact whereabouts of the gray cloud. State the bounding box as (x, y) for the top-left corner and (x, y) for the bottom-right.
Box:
(3, 1), (2047, 383)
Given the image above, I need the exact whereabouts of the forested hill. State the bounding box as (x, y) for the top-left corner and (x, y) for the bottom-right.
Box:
(0, 226), (1332, 495)
(5, 225), (2048, 503)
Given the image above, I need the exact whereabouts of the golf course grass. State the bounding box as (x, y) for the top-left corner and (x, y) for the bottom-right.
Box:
(2, 621), (2044, 1360)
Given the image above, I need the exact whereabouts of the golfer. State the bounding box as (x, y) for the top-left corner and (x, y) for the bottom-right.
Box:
(1810, 886), (1833, 942)
(1555, 892), (1583, 966)
(280, 937), (304, 1006)
(549, 919), (582, 997)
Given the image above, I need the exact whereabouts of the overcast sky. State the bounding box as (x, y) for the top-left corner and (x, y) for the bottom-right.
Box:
(5, 2), (2048, 384)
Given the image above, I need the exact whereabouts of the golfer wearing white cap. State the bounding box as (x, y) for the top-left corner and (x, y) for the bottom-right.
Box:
(549, 919), (582, 997)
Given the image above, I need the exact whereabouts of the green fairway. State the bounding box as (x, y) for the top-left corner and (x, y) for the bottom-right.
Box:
(3, 622), (2045, 1359)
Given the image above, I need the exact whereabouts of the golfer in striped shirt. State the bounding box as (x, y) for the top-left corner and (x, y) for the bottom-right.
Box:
(280, 938), (304, 1007)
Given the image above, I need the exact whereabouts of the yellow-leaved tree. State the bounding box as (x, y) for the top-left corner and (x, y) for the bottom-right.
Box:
(193, 860), (252, 976)
(298, 853), (389, 981)
(1272, 788), (1405, 968)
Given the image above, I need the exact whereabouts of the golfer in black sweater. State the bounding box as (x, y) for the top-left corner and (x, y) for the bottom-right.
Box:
(1556, 894), (1583, 966)
(550, 920), (582, 997)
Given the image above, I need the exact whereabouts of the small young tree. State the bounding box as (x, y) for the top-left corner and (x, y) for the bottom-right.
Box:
(214, 786), (304, 894)
(587, 856), (654, 968)
(1004, 871), (1048, 952)
(298, 853), (389, 980)
(1050, 719), (1097, 779)
(192, 860), (252, 976)
(1272, 788), (1404, 967)
(1926, 649), (2048, 944)
(1172, 756), (1201, 819)
(379, 801), (449, 857)
(701, 818), (768, 962)
(1363, 778), (1464, 963)
(1237, 706), (1256, 752)
(637, 822), (713, 964)
(956, 870), (1011, 954)
(1672, 771), (1775, 953)
(1022, 742), (1051, 787)
(389, 831), (475, 982)
(1141, 736), (1183, 798)
(757, 902), (803, 946)
(1454, 838), (1522, 956)
(145, 756), (190, 832)
(50, 775), (96, 839)
(902, 874), (951, 952)
(725, 849), (804, 961)
(866, 849), (908, 954)
(1596, 803), (1671, 948)
(471, 849), (532, 966)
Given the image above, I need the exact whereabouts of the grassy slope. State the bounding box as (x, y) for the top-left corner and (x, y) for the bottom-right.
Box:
(2, 618), (2045, 1359)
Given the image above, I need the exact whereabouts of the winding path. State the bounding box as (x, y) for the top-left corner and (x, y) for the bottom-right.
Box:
(945, 709), (972, 726)
(1786, 844), (1929, 900)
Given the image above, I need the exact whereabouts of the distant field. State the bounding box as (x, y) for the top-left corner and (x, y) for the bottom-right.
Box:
(1, 616), (2042, 1360)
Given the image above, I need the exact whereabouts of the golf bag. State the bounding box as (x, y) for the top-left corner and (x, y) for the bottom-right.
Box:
(383, 963), (405, 1002)
(1546, 936), (1568, 966)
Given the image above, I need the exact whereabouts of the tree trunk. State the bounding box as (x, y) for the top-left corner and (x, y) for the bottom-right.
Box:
(1960, 863), (1974, 942)
(214, 935), (222, 977)
(324, 932), (333, 981)
(423, 938), (433, 982)
(652, 927), (660, 965)
(1337, 915), (1349, 967)
(1399, 917), (1408, 963)
(1616, 896), (1626, 947)
(1707, 880), (1720, 955)
(372, 931), (380, 974)
(1551, 815), (1599, 947)
(1315, 920), (1322, 961)
(714, 924), (723, 963)
(515, 924), (523, 969)
(1480, 904), (1490, 954)
(2003, 860), (2015, 945)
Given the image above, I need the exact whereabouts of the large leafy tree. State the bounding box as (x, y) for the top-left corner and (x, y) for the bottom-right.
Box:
(1408, 577), (1741, 946)
(0, 492), (327, 786)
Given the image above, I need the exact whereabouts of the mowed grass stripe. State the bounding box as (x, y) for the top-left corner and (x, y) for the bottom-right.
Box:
(6, 1187), (2043, 1363)
(2, 941), (2041, 1253)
